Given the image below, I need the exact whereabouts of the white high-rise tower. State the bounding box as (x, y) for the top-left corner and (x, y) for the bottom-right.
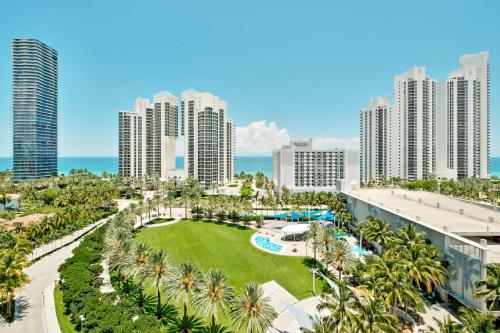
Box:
(360, 97), (391, 184)
(118, 92), (179, 179)
(436, 52), (490, 179)
(181, 90), (234, 187)
(391, 67), (436, 180)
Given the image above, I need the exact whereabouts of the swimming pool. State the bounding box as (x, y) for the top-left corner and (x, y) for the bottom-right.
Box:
(351, 246), (371, 256)
(333, 233), (351, 238)
(253, 235), (284, 253)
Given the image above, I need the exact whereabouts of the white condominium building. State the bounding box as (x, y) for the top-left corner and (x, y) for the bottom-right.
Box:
(118, 91), (179, 179)
(360, 97), (391, 184)
(391, 67), (436, 180)
(436, 52), (490, 179)
(272, 139), (359, 193)
(181, 90), (235, 187)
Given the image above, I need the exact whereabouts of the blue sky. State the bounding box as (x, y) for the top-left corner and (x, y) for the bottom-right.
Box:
(0, 0), (499, 156)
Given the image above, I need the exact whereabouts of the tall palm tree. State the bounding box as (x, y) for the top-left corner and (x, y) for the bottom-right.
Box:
(458, 307), (495, 333)
(163, 195), (177, 219)
(354, 296), (398, 333)
(165, 262), (201, 333)
(318, 227), (333, 267)
(473, 264), (500, 310)
(230, 283), (277, 333)
(428, 315), (463, 333)
(194, 269), (235, 333)
(365, 255), (424, 314)
(357, 216), (394, 249)
(0, 249), (29, 318)
(144, 251), (176, 319)
(145, 198), (156, 223)
(326, 240), (357, 281)
(316, 281), (359, 333)
(401, 244), (446, 294)
(132, 202), (145, 227)
(123, 242), (151, 308)
(304, 221), (321, 261)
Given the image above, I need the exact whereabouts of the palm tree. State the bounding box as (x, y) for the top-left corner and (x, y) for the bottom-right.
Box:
(144, 251), (176, 319)
(401, 244), (446, 294)
(123, 242), (151, 308)
(165, 261), (201, 333)
(152, 194), (163, 217)
(163, 195), (177, 219)
(132, 202), (145, 227)
(473, 264), (500, 310)
(0, 249), (29, 318)
(300, 315), (336, 333)
(354, 296), (398, 333)
(458, 307), (495, 333)
(230, 283), (277, 333)
(316, 281), (359, 333)
(304, 221), (321, 261)
(318, 227), (333, 267)
(364, 255), (424, 315)
(428, 315), (463, 333)
(145, 198), (156, 223)
(194, 269), (235, 333)
(326, 240), (357, 281)
(357, 216), (394, 249)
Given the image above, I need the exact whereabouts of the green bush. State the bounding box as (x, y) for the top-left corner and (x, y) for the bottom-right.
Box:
(58, 227), (160, 332)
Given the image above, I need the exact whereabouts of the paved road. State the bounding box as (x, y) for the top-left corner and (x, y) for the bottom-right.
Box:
(0, 200), (136, 333)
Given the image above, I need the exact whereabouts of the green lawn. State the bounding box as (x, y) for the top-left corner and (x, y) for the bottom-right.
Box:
(135, 220), (324, 299)
(54, 285), (77, 333)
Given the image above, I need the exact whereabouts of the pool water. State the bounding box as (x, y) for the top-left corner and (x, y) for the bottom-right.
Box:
(351, 246), (371, 256)
(254, 235), (284, 253)
(333, 233), (351, 238)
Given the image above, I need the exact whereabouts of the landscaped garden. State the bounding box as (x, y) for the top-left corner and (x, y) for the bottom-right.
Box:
(135, 219), (325, 299)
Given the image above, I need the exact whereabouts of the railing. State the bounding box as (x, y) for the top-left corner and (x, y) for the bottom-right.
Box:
(28, 216), (114, 262)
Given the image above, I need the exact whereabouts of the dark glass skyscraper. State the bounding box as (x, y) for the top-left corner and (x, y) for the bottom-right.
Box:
(12, 39), (58, 182)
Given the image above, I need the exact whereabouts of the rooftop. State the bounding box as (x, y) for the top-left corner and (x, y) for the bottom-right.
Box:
(344, 188), (500, 263)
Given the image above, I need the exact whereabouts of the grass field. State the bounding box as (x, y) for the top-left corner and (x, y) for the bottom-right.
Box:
(54, 285), (77, 333)
(134, 219), (324, 299)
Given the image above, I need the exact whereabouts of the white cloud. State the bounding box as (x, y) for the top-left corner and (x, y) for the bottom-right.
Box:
(236, 120), (290, 156)
(313, 137), (360, 150)
(177, 120), (360, 156)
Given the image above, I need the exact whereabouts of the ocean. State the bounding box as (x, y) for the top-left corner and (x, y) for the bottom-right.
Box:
(0, 156), (274, 178)
(0, 156), (499, 179)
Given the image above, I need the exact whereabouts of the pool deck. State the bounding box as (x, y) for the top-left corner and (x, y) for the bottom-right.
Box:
(256, 221), (311, 256)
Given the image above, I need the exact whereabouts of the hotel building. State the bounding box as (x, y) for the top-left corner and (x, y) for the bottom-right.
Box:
(12, 39), (58, 182)
(359, 97), (391, 184)
(272, 139), (359, 193)
(181, 90), (235, 187)
(118, 92), (179, 179)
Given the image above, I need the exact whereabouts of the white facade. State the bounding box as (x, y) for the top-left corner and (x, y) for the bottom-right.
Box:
(273, 139), (359, 193)
(436, 52), (490, 179)
(181, 90), (235, 187)
(360, 97), (391, 184)
(119, 91), (181, 179)
(391, 67), (436, 180)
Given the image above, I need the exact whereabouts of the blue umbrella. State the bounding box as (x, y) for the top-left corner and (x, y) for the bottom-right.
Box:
(273, 212), (288, 219)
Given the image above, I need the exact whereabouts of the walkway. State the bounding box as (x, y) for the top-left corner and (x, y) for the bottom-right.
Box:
(0, 200), (136, 333)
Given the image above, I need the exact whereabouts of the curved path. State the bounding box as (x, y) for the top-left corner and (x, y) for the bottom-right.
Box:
(0, 200), (136, 333)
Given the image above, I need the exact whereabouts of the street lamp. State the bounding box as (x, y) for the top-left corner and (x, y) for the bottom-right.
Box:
(60, 278), (65, 291)
(79, 314), (85, 329)
(310, 268), (319, 295)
